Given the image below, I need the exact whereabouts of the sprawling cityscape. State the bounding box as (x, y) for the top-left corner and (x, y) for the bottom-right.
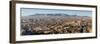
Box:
(21, 13), (92, 35)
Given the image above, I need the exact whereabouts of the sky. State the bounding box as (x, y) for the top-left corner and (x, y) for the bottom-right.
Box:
(21, 8), (92, 17)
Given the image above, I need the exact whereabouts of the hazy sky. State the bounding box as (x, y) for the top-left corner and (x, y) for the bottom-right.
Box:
(21, 8), (92, 16)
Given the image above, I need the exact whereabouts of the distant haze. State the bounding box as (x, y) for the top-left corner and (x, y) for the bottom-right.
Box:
(21, 8), (92, 17)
